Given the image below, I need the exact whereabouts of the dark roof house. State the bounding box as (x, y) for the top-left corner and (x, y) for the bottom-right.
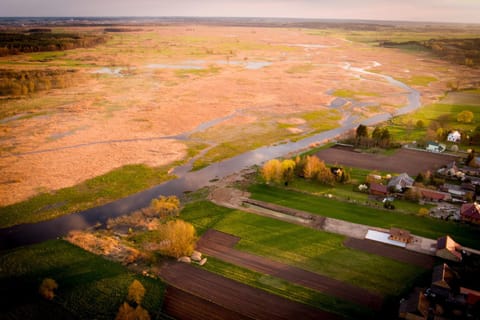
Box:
(388, 173), (414, 192)
(431, 263), (460, 298)
(369, 182), (388, 196)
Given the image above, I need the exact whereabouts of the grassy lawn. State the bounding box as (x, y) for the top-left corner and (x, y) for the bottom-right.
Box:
(201, 256), (374, 320)
(181, 200), (425, 297)
(0, 240), (166, 319)
(248, 184), (479, 248)
(0, 164), (173, 228)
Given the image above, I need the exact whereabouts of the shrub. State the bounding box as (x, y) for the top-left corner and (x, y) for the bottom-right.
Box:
(39, 278), (58, 300)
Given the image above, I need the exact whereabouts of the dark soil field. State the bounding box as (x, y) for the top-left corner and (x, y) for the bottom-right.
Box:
(158, 261), (339, 320)
(196, 229), (383, 310)
(316, 145), (459, 175)
(344, 237), (435, 269)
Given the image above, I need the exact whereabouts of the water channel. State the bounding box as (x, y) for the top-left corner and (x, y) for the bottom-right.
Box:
(0, 63), (421, 250)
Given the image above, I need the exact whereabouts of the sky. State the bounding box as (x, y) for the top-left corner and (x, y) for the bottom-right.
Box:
(0, 0), (479, 24)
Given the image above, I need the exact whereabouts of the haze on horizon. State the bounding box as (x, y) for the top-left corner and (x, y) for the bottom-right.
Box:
(0, 0), (479, 24)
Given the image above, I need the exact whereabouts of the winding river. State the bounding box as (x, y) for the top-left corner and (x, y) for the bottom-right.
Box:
(0, 63), (421, 250)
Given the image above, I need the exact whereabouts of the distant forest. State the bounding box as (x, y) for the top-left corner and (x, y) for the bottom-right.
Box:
(0, 31), (107, 56)
(0, 69), (76, 96)
(380, 38), (480, 67)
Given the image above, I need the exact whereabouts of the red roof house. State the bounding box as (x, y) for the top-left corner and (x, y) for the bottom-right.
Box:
(460, 202), (480, 224)
(369, 183), (388, 196)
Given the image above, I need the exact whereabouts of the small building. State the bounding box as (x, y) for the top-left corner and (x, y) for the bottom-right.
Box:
(447, 130), (461, 143)
(389, 227), (413, 244)
(369, 182), (388, 196)
(419, 189), (452, 202)
(388, 173), (414, 192)
(460, 202), (480, 224)
(431, 263), (460, 298)
(426, 141), (446, 153)
(436, 235), (462, 262)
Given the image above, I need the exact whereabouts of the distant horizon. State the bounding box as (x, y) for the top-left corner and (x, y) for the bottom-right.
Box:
(1, 1), (479, 24)
(0, 16), (478, 26)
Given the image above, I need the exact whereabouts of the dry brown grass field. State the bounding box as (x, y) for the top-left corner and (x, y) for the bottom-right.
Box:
(1, 25), (479, 206)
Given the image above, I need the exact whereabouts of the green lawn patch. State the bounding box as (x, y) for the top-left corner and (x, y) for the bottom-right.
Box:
(201, 256), (374, 320)
(285, 64), (315, 74)
(181, 201), (425, 296)
(0, 164), (173, 228)
(248, 184), (479, 248)
(333, 89), (379, 98)
(0, 240), (166, 319)
(397, 75), (437, 86)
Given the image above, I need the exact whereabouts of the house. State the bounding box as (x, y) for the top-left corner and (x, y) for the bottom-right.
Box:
(389, 227), (413, 244)
(431, 263), (460, 298)
(398, 287), (430, 320)
(426, 141), (446, 153)
(369, 182), (388, 196)
(460, 202), (480, 224)
(388, 173), (414, 192)
(447, 130), (461, 143)
(436, 235), (462, 262)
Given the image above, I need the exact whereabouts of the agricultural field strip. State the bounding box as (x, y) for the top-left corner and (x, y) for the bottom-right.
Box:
(158, 261), (338, 320)
(196, 229), (383, 310)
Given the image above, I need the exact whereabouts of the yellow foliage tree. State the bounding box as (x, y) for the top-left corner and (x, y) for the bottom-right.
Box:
(127, 280), (146, 306)
(115, 302), (150, 320)
(418, 208), (430, 216)
(158, 220), (197, 258)
(39, 278), (58, 300)
(281, 159), (296, 185)
(261, 159), (282, 184)
(303, 155), (321, 179)
(316, 161), (335, 186)
(457, 110), (474, 123)
(149, 196), (180, 218)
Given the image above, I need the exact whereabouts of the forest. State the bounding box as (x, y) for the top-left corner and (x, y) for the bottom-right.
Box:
(0, 31), (107, 56)
(0, 69), (76, 96)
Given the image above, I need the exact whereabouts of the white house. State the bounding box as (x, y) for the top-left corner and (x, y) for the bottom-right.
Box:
(426, 142), (446, 153)
(447, 130), (461, 142)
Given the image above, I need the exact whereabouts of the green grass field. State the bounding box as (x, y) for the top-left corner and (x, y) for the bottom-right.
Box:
(248, 184), (479, 248)
(0, 164), (173, 228)
(181, 200), (425, 297)
(0, 240), (166, 319)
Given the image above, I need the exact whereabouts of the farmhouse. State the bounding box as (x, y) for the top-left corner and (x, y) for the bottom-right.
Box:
(387, 173), (414, 192)
(436, 235), (462, 262)
(460, 202), (480, 224)
(398, 287), (430, 320)
(447, 130), (461, 142)
(426, 141), (446, 153)
(418, 188), (452, 202)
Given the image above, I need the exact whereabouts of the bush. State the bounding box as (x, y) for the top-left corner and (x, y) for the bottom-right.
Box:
(39, 278), (58, 300)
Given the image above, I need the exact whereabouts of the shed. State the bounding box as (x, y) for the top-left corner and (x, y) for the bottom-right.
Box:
(436, 235), (462, 262)
(389, 227), (413, 244)
(419, 189), (451, 202)
(369, 183), (388, 196)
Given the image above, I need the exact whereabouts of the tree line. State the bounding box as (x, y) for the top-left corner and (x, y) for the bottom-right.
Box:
(0, 31), (107, 56)
(0, 69), (76, 96)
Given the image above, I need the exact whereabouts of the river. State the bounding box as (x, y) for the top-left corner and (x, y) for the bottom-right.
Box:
(0, 63), (421, 250)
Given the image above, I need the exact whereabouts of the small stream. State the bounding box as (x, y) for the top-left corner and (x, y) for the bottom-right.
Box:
(0, 62), (421, 250)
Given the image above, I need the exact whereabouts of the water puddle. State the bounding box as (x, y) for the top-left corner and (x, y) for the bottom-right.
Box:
(92, 67), (124, 76)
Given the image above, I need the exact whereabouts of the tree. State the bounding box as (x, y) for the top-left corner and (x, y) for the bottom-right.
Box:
(303, 155), (321, 179)
(418, 208), (429, 216)
(158, 220), (197, 258)
(115, 302), (150, 320)
(458, 110), (474, 123)
(127, 280), (146, 306)
(355, 124), (368, 145)
(149, 196), (180, 218)
(316, 161), (335, 186)
(261, 159), (282, 184)
(39, 278), (58, 300)
(415, 120), (425, 129)
(281, 159), (296, 186)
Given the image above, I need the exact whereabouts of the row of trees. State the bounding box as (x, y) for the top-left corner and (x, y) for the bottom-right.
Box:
(0, 69), (76, 96)
(355, 124), (392, 148)
(0, 32), (107, 56)
(261, 155), (350, 186)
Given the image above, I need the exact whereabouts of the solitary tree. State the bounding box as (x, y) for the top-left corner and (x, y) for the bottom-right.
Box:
(158, 220), (197, 258)
(39, 278), (58, 300)
(458, 110), (474, 123)
(356, 124), (368, 139)
(127, 280), (146, 306)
